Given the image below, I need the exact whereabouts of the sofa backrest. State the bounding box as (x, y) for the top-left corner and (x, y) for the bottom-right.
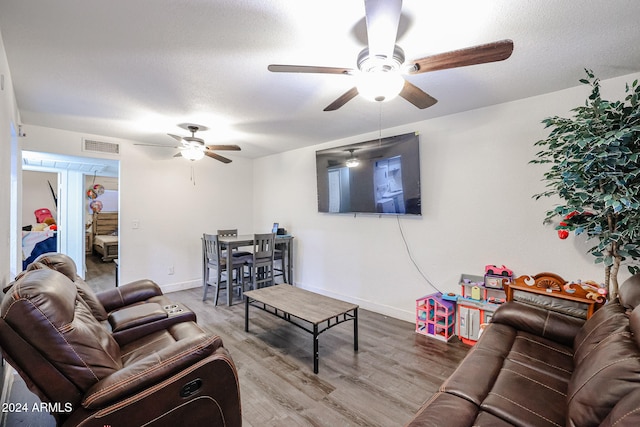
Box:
(0, 269), (122, 398)
(567, 278), (640, 427)
(618, 273), (640, 310)
(33, 252), (109, 320)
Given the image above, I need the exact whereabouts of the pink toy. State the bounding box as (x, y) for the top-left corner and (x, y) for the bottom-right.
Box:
(485, 265), (513, 277)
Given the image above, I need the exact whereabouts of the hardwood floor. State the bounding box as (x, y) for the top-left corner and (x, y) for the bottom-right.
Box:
(172, 287), (470, 426)
(84, 252), (116, 292)
(2, 279), (470, 426)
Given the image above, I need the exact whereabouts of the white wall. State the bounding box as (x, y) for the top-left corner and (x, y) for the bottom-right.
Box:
(22, 170), (58, 226)
(253, 72), (640, 322)
(20, 125), (254, 291)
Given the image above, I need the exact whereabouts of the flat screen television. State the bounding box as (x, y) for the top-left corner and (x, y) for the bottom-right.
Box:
(316, 132), (421, 215)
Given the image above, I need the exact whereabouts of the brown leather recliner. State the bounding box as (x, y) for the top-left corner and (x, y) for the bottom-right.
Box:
(21, 252), (197, 345)
(0, 267), (242, 426)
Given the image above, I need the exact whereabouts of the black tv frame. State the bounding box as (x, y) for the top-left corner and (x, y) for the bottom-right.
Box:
(315, 132), (421, 216)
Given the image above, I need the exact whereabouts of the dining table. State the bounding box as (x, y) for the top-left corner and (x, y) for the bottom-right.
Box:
(215, 233), (294, 306)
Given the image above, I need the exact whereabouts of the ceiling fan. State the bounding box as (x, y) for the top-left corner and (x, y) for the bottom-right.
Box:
(268, 0), (514, 111)
(137, 124), (241, 163)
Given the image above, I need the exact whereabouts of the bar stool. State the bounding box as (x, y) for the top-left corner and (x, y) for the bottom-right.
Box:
(245, 233), (276, 290)
(217, 229), (253, 258)
(202, 233), (247, 305)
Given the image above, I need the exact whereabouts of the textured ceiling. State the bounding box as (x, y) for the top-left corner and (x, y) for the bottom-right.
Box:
(1, 0), (640, 160)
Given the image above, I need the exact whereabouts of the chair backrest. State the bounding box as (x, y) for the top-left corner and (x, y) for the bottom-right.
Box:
(17, 252), (109, 320)
(203, 233), (222, 266)
(217, 229), (238, 238)
(0, 268), (122, 412)
(253, 233), (275, 261)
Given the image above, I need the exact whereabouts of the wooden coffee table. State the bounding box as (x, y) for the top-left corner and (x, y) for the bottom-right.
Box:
(244, 284), (359, 374)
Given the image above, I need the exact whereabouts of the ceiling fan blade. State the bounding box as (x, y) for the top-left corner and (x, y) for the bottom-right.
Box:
(167, 133), (185, 142)
(364, 0), (402, 59)
(268, 64), (354, 75)
(173, 152), (183, 158)
(323, 87), (359, 111)
(205, 144), (241, 151)
(399, 80), (437, 109)
(409, 39), (514, 74)
(205, 151), (232, 163)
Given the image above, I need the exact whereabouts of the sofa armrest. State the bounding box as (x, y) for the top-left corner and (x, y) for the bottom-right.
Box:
(96, 279), (163, 312)
(491, 301), (584, 346)
(82, 333), (223, 409)
(107, 303), (168, 332)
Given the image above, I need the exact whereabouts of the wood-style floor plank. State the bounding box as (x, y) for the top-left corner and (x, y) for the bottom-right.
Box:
(173, 287), (470, 426)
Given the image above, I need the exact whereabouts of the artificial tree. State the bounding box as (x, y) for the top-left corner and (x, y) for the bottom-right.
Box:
(531, 69), (640, 299)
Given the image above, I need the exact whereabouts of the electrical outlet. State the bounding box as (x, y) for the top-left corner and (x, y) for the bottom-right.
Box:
(168, 265), (174, 275)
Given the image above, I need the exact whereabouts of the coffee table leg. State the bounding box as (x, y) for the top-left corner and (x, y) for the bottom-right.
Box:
(354, 308), (359, 352)
(245, 297), (250, 332)
(313, 324), (319, 374)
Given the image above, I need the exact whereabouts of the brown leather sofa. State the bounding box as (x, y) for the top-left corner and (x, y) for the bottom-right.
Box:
(15, 252), (196, 345)
(406, 275), (640, 427)
(1, 261), (241, 426)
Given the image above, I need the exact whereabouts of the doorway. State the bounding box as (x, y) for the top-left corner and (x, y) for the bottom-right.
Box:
(21, 151), (119, 289)
(84, 173), (119, 292)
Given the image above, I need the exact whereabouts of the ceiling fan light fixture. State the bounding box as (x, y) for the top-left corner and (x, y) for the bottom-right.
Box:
(345, 148), (360, 167)
(346, 157), (360, 168)
(182, 146), (205, 161)
(356, 70), (404, 102)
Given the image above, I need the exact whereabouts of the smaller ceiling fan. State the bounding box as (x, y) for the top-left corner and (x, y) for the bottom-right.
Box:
(137, 124), (241, 163)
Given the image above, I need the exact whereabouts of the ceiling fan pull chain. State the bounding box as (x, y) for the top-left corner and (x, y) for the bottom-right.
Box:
(190, 165), (196, 186)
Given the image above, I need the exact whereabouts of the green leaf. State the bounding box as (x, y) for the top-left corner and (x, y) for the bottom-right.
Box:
(531, 69), (640, 286)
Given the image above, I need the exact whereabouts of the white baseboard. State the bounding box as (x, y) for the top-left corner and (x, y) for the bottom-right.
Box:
(296, 283), (415, 323)
(160, 279), (200, 294)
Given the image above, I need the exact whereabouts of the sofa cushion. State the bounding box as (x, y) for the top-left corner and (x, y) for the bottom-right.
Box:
(82, 325), (222, 409)
(573, 300), (629, 367)
(440, 323), (515, 405)
(34, 252), (78, 282)
(31, 252), (110, 321)
(567, 325), (640, 427)
(599, 387), (640, 427)
(491, 301), (584, 347)
(507, 330), (574, 383)
(405, 392), (480, 427)
(482, 359), (568, 427)
(75, 277), (110, 321)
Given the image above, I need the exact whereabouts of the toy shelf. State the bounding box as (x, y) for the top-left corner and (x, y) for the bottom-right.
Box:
(457, 274), (507, 346)
(416, 293), (456, 342)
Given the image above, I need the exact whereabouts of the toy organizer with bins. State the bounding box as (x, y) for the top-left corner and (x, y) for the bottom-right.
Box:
(416, 293), (456, 342)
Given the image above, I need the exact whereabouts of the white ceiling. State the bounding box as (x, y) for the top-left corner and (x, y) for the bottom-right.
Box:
(1, 0), (639, 160)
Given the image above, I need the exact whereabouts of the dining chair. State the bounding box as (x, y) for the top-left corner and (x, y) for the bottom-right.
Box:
(245, 233), (276, 290)
(202, 233), (248, 305)
(217, 229), (252, 258)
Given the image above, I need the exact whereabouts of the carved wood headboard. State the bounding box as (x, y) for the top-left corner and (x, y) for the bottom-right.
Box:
(92, 212), (118, 236)
(505, 272), (606, 319)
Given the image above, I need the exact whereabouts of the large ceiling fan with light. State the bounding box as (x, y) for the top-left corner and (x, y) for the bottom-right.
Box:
(268, 0), (514, 111)
(137, 124), (241, 163)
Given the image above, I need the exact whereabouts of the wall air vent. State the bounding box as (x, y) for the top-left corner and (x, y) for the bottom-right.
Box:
(82, 138), (120, 155)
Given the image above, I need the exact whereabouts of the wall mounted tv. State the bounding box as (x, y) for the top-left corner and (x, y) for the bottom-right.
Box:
(316, 132), (421, 216)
